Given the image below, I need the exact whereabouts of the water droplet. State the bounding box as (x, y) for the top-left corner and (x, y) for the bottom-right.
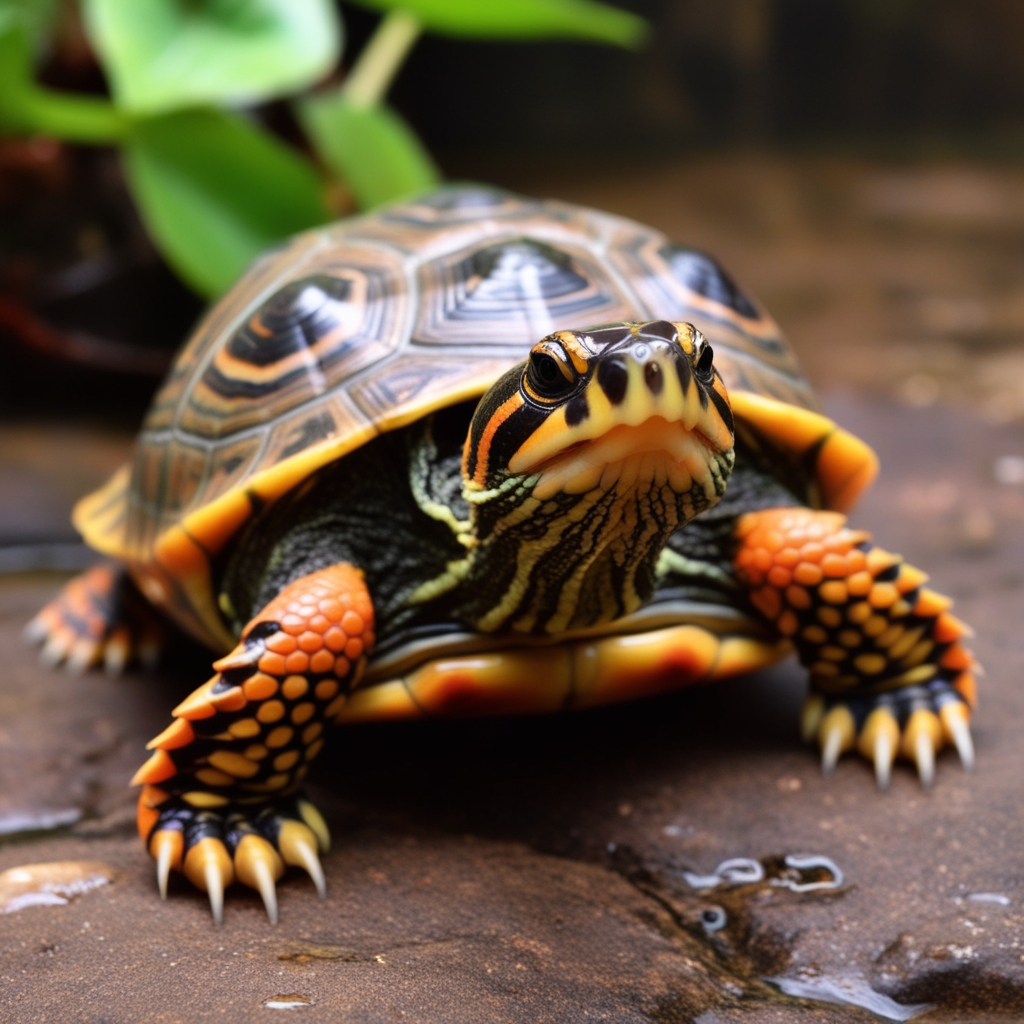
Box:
(0, 861), (115, 914)
(263, 994), (312, 1010)
(0, 808), (80, 837)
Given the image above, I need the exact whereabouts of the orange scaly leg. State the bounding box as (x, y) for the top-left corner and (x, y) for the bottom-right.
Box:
(133, 563), (374, 924)
(734, 508), (977, 789)
(25, 562), (166, 674)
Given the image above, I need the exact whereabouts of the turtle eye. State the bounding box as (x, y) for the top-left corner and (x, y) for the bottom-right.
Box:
(695, 343), (715, 380)
(526, 345), (576, 399)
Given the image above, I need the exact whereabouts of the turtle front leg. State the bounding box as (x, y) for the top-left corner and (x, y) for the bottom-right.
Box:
(132, 563), (374, 923)
(25, 562), (166, 674)
(734, 508), (977, 789)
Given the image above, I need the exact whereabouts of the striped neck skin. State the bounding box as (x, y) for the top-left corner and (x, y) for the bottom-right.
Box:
(458, 320), (736, 636)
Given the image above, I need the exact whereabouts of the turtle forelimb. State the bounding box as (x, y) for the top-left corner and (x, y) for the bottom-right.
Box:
(133, 563), (372, 923)
(736, 507), (978, 789)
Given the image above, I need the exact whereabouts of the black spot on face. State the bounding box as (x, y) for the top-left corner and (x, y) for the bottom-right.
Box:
(597, 358), (628, 405)
(565, 392), (590, 426)
(644, 361), (663, 395)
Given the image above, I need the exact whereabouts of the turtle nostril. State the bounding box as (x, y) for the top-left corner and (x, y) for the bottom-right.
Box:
(644, 361), (663, 395)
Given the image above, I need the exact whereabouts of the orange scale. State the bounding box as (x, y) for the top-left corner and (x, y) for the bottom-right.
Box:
(319, 598), (343, 621)
(776, 548), (801, 569)
(344, 637), (364, 660)
(365, 630), (376, 648)
(309, 615), (330, 633)
(847, 550), (867, 573)
(800, 543), (824, 563)
(315, 679), (338, 700)
(341, 611), (365, 636)
(266, 632), (297, 655)
(793, 562), (823, 586)
(820, 553), (849, 577)
(281, 614), (305, 635)
(334, 655), (351, 677)
(763, 530), (784, 552)
(244, 673), (278, 701)
(752, 549), (773, 572)
(324, 627), (347, 652)
(310, 650), (335, 674)
(298, 631), (324, 653)
(258, 651), (287, 676)
(285, 651), (310, 674)
(767, 565), (791, 588)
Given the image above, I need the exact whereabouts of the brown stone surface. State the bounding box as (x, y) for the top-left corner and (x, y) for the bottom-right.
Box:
(0, 395), (1022, 1022)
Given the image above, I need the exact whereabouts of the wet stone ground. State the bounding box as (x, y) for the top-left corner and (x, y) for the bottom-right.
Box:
(0, 395), (1022, 1023)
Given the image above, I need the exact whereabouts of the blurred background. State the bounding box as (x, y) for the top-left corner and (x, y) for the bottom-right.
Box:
(3, 0), (1024, 568)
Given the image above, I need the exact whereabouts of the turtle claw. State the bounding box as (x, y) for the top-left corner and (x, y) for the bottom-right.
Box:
(808, 685), (972, 789)
(40, 629), (74, 667)
(913, 730), (935, 788)
(143, 796), (329, 923)
(183, 837), (234, 927)
(873, 731), (895, 792)
(233, 834), (283, 925)
(941, 701), (975, 772)
(817, 706), (854, 777)
(279, 820), (327, 899)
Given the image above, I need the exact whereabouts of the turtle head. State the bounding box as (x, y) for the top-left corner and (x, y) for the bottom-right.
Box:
(460, 320), (736, 634)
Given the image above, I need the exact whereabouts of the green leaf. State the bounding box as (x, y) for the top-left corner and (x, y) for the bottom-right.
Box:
(0, 0), (59, 55)
(124, 108), (330, 296)
(344, 0), (647, 47)
(0, 19), (125, 141)
(298, 90), (439, 209)
(83, 0), (342, 114)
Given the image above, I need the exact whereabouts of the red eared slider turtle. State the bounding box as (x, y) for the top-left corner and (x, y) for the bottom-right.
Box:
(28, 186), (978, 924)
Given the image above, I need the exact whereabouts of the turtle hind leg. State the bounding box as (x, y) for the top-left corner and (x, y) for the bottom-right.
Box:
(734, 507), (978, 789)
(25, 562), (166, 674)
(134, 562), (373, 923)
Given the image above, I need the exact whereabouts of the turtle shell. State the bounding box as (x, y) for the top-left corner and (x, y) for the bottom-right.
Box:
(74, 186), (875, 650)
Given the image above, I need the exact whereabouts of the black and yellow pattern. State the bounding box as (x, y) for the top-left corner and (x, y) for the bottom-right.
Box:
(734, 507), (976, 787)
(456, 321), (735, 636)
(134, 564), (373, 923)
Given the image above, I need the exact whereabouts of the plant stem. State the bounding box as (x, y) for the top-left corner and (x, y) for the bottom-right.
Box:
(341, 9), (422, 108)
(1, 86), (126, 143)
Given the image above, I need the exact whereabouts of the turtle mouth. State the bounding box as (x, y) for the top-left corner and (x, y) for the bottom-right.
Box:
(525, 416), (725, 501)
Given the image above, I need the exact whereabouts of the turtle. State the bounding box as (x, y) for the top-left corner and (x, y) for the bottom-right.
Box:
(27, 185), (979, 925)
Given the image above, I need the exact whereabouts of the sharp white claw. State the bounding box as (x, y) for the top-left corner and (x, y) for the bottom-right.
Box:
(821, 725), (844, 776)
(295, 838), (327, 900)
(40, 632), (72, 667)
(914, 731), (935, 788)
(873, 732), (893, 792)
(157, 841), (173, 900)
(104, 635), (129, 676)
(205, 861), (225, 926)
(253, 858), (279, 925)
(23, 616), (47, 645)
(66, 639), (99, 675)
(949, 715), (975, 772)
